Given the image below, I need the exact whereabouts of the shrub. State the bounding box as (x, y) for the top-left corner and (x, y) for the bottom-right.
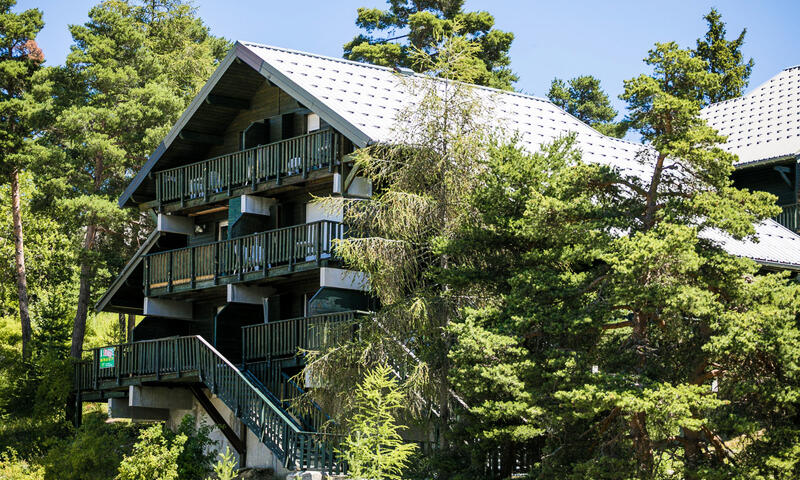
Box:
(0, 448), (44, 480)
(212, 446), (239, 480)
(116, 423), (185, 480)
(340, 364), (417, 480)
(41, 409), (142, 480)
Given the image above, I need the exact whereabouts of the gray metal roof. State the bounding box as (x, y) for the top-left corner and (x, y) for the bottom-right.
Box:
(701, 65), (800, 167)
(118, 41), (800, 271)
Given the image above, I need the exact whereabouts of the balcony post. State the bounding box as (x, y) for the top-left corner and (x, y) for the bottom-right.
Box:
(227, 155), (232, 197)
(214, 242), (220, 285)
(156, 341), (161, 380)
(144, 256), (150, 297)
(302, 136), (309, 179)
(203, 164), (209, 200)
(190, 247), (196, 289)
(328, 131), (335, 173)
(237, 237), (244, 281)
(252, 149), (258, 191)
(168, 251), (174, 292)
(289, 227), (295, 272)
(316, 221), (322, 266)
(155, 172), (162, 212)
(179, 169), (185, 208)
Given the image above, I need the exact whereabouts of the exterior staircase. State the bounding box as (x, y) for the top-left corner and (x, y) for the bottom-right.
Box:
(73, 312), (363, 474)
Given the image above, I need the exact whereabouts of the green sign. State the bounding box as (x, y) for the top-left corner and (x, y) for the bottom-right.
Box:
(99, 347), (115, 368)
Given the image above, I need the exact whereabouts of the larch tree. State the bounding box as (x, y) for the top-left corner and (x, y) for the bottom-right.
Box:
(306, 35), (492, 446)
(343, 0), (516, 89)
(547, 75), (628, 138)
(29, 0), (228, 358)
(0, 0), (44, 361)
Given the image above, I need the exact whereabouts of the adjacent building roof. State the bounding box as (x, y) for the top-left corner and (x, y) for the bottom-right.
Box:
(701, 65), (800, 167)
(119, 41), (800, 271)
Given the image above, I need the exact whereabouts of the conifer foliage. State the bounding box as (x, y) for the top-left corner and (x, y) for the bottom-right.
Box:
(344, 0), (516, 89)
(340, 364), (417, 480)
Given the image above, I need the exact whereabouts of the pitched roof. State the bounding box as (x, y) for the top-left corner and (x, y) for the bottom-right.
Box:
(240, 42), (651, 179)
(701, 65), (800, 167)
(119, 41), (800, 271)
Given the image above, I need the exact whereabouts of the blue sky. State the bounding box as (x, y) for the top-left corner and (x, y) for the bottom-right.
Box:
(19, 0), (800, 115)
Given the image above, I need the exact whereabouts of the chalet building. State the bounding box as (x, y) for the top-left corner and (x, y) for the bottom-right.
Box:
(74, 43), (800, 477)
(702, 65), (800, 232)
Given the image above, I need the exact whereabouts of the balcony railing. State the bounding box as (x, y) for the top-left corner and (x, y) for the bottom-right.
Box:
(776, 203), (799, 232)
(242, 311), (364, 363)
(143, 220), (343, 295)
(154, 129), (342, 208)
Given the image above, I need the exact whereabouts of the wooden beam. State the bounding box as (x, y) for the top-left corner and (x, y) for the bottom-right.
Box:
(178, 130), (224, 145)
(205, 94), (250, 110)
(188, 205), (228, 217)
(189, 385), (247, 466)
(343, 161), (362, 192)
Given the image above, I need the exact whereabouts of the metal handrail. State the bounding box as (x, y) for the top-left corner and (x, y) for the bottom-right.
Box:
(75, 335), (344, 473)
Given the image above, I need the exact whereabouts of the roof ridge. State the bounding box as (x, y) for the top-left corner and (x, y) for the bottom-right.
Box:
(237, 40), (643, 148)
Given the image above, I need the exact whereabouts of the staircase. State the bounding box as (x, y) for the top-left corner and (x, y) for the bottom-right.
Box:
(74, 329), (349, 473)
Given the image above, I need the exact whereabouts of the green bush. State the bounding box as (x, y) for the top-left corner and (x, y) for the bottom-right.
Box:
(41, 409), (142, 480)
(0, 449), (44, 480)
(115, 415), (216, 480)
(116, 423), (185, 480)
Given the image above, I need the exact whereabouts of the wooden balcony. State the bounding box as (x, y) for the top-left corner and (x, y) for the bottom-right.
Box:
(154, 129), (343, 210)
(776, 203), (799, 232)
(143, 220), (343, 296)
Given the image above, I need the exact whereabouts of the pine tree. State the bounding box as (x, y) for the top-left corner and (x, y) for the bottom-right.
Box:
(28, 0), (228, 358)
(443, 39), (800, 480)
(0, 0), (44, 361)
(343, 0), (516, 89)
(695, 8), (754, 105)
(547, 75), (628, 138)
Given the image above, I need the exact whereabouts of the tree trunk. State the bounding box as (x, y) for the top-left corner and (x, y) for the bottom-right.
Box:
(11, 169), (32, 361)
(70, 224), (97, 358)
(630, 411), (654, 478)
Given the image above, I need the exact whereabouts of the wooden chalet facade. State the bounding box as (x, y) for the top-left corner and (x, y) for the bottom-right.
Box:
(74, 42), (800, 476)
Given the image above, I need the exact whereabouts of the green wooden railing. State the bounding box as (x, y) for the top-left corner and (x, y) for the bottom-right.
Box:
(143, 220), (343, 294)
(776, 203), (799, 232)
(154, 129), (341, 208)
(74, 335), (344, 473)
(242, 311), (363, 363)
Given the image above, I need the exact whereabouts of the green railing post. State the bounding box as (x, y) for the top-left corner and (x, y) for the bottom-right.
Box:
(156, 341), (161, 380)
(168, 251), (174, 292)
(214, 242), (220, 285)
(190, 246), (196, 288)
(144, 256), (150, 297)
(237, 237), (244, 280)
(289, 227), (295, 272)
(316, 222), (322, 266)
(227, 155), (232, 196)
(203, 164), (209, 200)
(179, 169), (185, 208)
